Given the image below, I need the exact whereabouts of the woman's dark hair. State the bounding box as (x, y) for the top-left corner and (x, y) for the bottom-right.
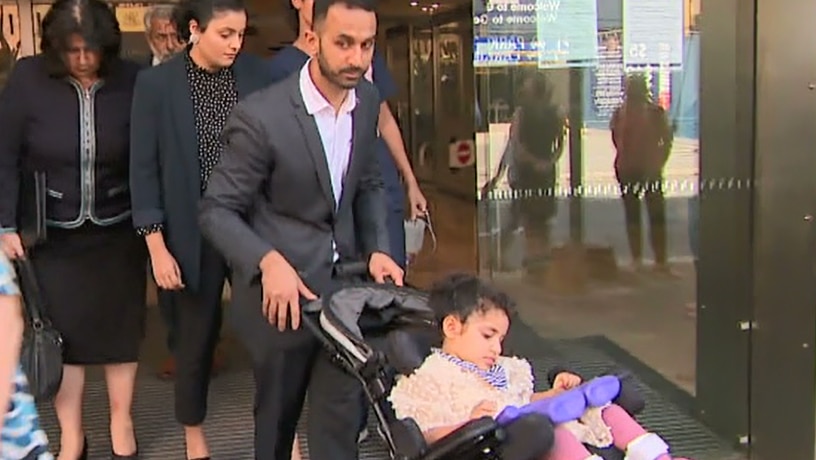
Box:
(173, 0), (247, 42)
(427, 273), (516, 330)
(40, 0), (121, 78)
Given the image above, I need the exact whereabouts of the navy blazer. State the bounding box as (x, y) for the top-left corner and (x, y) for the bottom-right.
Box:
(129, 52), (274, 291)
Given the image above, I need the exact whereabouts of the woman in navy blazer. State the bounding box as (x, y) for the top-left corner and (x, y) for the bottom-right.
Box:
(129, 0), (273, 457)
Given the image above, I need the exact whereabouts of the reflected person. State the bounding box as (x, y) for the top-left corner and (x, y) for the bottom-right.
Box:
(610, 74), (673, 273)
(483, 72), (565, 270)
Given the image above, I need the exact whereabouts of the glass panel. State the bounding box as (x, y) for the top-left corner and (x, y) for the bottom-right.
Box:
(410, 26), (434, 170)
(385, 28), (412, 158)
(0, 0), (21, 89)
(475, 0), (744, 458)
(437, 26), (463, 119)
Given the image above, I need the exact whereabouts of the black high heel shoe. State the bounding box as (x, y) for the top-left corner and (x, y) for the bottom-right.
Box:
(78, 437), (88, 460)
(111, 447), (139, 459)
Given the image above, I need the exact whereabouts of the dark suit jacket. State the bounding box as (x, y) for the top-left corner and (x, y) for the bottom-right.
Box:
(199, 71), (389, 352)
(0, 56), (140, 230)
(129, 52), (274, 291)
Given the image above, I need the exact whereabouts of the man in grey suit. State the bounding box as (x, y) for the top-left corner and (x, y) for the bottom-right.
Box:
(198, 0), (403, 458)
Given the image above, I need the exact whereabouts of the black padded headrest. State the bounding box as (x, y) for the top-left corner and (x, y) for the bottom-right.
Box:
(385, 326), (440, 375)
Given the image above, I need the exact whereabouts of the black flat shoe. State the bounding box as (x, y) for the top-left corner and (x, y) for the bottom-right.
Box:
(188, 457), (210, 460)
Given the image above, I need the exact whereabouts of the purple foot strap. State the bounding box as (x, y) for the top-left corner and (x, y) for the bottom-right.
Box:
(580, 375), (621, 407)
(497, 389), (587, 425)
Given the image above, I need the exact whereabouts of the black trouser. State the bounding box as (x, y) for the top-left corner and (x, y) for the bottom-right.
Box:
(252, 337), (364, 460)
(616, 171), (667, 266)
(174, 242), (227, 426)
(158, 289), (178, 351)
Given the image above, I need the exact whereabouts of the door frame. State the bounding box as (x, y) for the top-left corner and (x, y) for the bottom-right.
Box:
(751, 0), (816, 457)
(695, 0), (755, 451)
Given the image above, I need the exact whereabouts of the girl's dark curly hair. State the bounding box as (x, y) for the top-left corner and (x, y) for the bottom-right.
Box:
(427, 273), (516, 330)
(40, 0), (122, 78)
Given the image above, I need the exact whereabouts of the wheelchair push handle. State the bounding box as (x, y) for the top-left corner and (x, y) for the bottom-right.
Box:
(333, 260), (369, 279)
(301, 260), (369, 314)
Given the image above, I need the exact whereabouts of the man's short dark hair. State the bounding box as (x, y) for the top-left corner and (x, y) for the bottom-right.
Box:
(312, 0), (376, 27)
(427, 273), (516, 329)
(40, 0), (122, 78)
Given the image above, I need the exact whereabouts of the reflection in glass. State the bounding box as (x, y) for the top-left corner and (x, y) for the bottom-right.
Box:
(473, 0), (739, 458)
(385, 28), (412, 159)
(437, 30), (461, 118)
(411, 27), (434, 169)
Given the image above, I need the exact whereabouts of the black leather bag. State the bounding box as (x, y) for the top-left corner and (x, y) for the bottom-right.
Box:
(17, 171), (48, 249)
(14, 257), (63, 402)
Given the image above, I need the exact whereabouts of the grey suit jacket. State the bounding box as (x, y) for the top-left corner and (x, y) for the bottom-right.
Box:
(199, 71), (389, 349)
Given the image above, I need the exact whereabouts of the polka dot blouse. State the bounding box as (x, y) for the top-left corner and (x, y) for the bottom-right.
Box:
(135, 51), (239, 237)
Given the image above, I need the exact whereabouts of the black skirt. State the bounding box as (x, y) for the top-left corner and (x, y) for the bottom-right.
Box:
(29, 221), (147, 365)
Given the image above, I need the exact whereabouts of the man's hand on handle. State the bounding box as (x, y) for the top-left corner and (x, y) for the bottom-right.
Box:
(259, 250), (317, 331)
(368, 252), (404, 286)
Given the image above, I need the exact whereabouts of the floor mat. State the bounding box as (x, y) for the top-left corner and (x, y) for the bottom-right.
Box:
(36, 327), (745, 459)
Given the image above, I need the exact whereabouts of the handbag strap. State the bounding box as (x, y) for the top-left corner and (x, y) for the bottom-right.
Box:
(13, 256), (49, 326)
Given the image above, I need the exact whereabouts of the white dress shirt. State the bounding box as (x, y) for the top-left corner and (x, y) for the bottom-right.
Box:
(298, 61), (357, 262)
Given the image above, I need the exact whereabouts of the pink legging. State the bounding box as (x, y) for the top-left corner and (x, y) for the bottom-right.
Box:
(544, 404), (685, 460)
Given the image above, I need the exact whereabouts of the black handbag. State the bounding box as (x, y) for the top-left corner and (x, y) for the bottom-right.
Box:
(14, 256), (63, 402)
(17, 171), (48, 249)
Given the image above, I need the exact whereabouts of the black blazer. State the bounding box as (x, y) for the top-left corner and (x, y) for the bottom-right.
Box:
(129, 52), (274, 291)
(0, 56), (140, 230)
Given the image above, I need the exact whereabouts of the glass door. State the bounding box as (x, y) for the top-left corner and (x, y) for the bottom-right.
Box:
(385, 26), (412, 162)
(410, 25), (434, 177)
(475, 0), (752, 458)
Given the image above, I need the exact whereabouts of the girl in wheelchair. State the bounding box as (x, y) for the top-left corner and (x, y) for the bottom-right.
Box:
(388, 273), (689, 460)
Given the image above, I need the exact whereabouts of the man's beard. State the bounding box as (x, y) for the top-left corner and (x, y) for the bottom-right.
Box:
(317, 42), (364, 90)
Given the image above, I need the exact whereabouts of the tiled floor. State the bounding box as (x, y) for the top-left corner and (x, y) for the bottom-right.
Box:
(38, 306), (736, 460)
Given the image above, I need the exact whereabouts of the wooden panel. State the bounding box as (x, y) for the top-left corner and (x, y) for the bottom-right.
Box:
(0, 2), (21, 88)
(1, 2), (21, 54)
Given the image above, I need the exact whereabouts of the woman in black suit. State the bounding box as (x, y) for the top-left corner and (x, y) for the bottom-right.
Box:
(0, 0), (144, 458)
(129, 0), (272, 458)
